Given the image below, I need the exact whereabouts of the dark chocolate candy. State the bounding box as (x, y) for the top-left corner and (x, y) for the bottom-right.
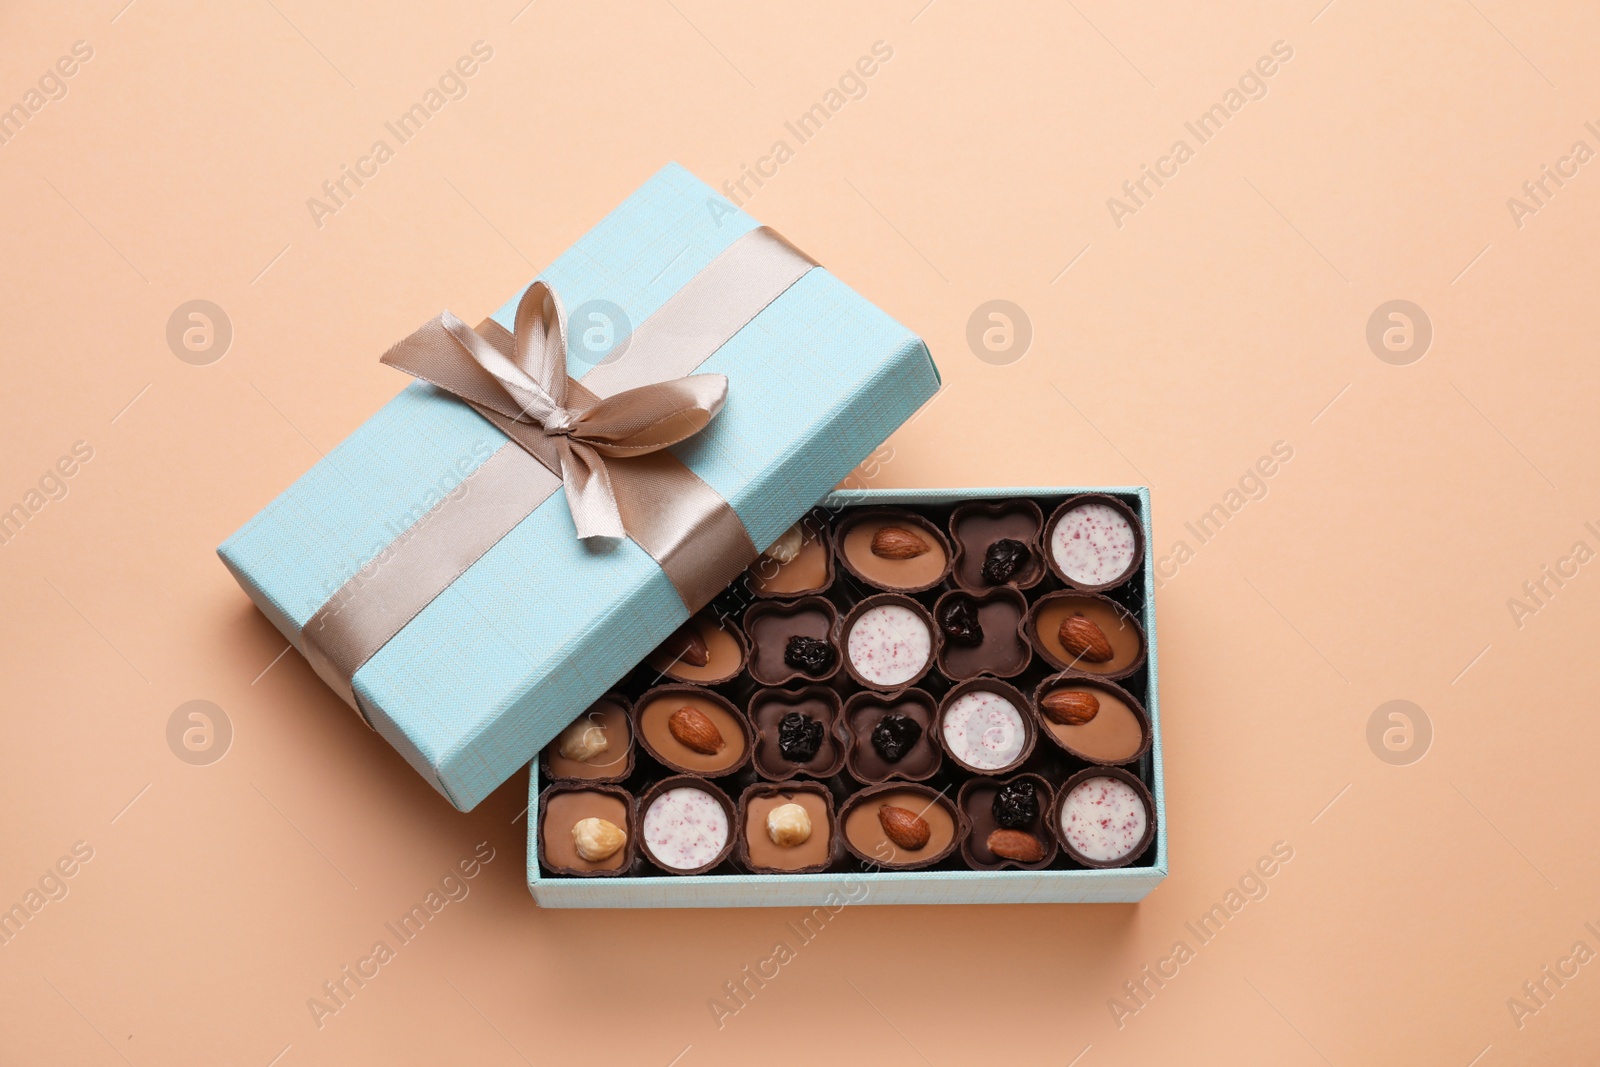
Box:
(933, 586), (1031, 681)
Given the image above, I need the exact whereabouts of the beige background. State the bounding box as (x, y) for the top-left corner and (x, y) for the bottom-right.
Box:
(3, 0), (1597, 1063)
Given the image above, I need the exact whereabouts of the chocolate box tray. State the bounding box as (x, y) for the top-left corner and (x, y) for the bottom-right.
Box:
(526, 487), (1165, 908)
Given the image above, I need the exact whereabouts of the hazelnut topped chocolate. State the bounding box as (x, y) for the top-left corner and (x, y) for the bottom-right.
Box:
(949, 499), (1046, 591)
(933, 587), (1030, 680)
(634, 686), (751, 776)
(739, 782), (835, 873)
(1045, 494), (1142, 591)
(842, 594), (934, 691)
(743, 597), (840, 686)
(749, 686), (846, 780)
(541, 695), (634, 782)
(840, 784), (963, 869)
(645, 611), (747, 685)
(1025, 591), (1146, 679)
(836, 509), (951, 593)
(538, 785), (635, 877)
(844, 689), (941, 783)
(746, 520), (834, 598)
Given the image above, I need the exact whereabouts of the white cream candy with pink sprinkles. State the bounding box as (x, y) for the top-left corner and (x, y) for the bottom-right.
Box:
(941, 690), (1025, 770)
(846, 604), (931, 686)
(642, 787), (729, 870)
(1059, 776), (1147, 863)
(1051, 502), (1136, 586)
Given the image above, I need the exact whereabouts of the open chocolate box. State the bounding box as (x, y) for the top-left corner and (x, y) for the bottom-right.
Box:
(527, 487), (1166, 907)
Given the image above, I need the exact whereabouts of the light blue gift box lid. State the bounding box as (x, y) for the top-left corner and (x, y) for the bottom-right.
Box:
(218, 163), (940, 811)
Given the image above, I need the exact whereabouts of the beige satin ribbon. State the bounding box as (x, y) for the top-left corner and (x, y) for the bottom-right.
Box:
(381, 281), (730, 542)
(299, 226), (818, 712)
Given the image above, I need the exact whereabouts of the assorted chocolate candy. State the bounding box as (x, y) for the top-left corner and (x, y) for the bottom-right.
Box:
(537, 494), (1156, 878)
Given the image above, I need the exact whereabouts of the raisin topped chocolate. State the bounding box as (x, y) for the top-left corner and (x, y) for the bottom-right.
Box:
(933, 587), (1030, 680)
(958, 774), (1056, 871)
(749, 686), (846, 781)
(843, 688), (941, 783)
(949, 499), (1047, 591)
(743, 597), (840, 686)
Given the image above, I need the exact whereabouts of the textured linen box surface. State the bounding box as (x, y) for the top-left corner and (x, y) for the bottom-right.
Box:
(526, 487), (1165, 908)
(219, 164), (940, 811)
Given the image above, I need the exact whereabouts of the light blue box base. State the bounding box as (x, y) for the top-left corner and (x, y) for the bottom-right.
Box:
(527, 487), (1165, 908)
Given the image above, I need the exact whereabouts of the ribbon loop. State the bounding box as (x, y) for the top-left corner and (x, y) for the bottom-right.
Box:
(382, 282), (729, 541)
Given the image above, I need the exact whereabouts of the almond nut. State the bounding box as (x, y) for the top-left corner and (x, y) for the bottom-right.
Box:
(668, 706), (725, 755)
(766, 803), (813, 848)
(1058, 613), (1114, 663)
(571, 817), (626, 862)
(554, 716), (610, 763)
(763, 524), (805, 565)
(986, 828), (1044, 863)
(870, 526), (931, 560)
(658, 622), (711, 668)
(1040, 689), (1100, 726)
(877, 804), (931, 851)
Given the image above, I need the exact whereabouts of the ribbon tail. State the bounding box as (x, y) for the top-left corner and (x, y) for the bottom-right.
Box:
(558, 440), (626, 540)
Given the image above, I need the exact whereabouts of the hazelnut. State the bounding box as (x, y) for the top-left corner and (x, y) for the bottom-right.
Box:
(764, 524), (805, 565)
(555, 717), (609, 763)
(571, 817), (626, 862)
(766, 803), (812, 848)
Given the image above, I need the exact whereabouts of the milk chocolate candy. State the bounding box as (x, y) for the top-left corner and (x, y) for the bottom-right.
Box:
(737, 781), (837, 874)
(538, 784), (637, 877)
(743, 596), (841, 686)
(539, 694), (635, 784)
(1044, 494), (1143, 592)
(835, 508), (952, 594)
(1034, 673), (1151, 766)
(1024, 590), (1146, 679)
(1049, 766), (1157, 869)
(745, 518), (835, 599)
(749, 686), (847, 781)
(933, 587), (1031, 681)
(645, 611), (748, 685)
(839, 783), (965, 870)
(958, 774), (1057, 871)
(949, 499), (1047, 591)
(843, 689), (941, 784)
(633, 685), (753, 777)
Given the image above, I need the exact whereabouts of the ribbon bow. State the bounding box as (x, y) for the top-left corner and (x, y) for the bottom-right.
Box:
(381, 281), (729, 540)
